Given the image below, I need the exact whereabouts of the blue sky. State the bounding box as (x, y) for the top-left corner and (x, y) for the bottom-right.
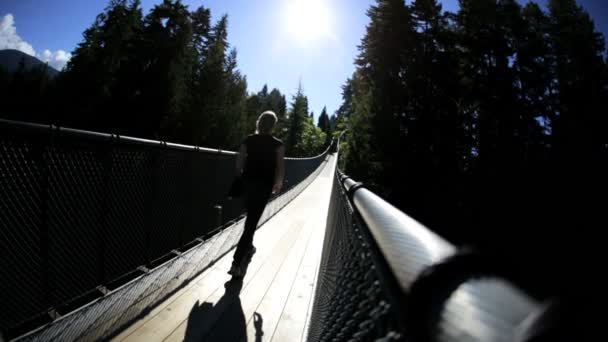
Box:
(1, 0), (607, 122)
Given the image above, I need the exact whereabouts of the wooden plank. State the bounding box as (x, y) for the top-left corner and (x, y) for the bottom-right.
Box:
(118, 200), (300, 342)
(241, 216), (316, 341)
(271, 211), (327, 342)
(112, 249), (230, 341)
(112, 226), (241, 341)
(271, 168), (335, 341)
(299, 157), (336, 342)
(163, 217), (307, 342)
(206, 217), (311, 342)
(114, 256), (232, 342)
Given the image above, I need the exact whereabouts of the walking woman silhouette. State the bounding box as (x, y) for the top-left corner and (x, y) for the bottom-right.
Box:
(229, 111), (285, 276)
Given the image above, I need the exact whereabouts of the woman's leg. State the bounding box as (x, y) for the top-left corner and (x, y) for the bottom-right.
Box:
(233, 181), (272, 265)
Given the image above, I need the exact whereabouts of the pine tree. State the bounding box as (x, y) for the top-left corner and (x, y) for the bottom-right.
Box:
(335, 77), (355, 118)
(317, 106), (332, 147)
(180, 5), (212, 145)
(191, 6), (211, 59)
(267, 88), (287, 118)
(456, 0), (524, 171)
(355, 0), (416, 200)
(317, 106), (330, 133)
(196, 15), (229, 146)
(337, 0), (608, 295)
(285, 83), (309, 156)
(411, 0), (461, 166)
(184, 13), (249, 149)
(258, 84), (269, 99)
(268, 88), (288, 140)
(244, 86), (288, 141)
(63, 0), (144, 132)
(329, 113), (338, 130)
(138, 0), (195, 140)
(222, 47), (248, 148)
(245, 94), (262, 135)
(513, 2), (553, 164)
(338, 73), (376, 184)
(547, 0), (608, 165)
(543, 0), (608, 278)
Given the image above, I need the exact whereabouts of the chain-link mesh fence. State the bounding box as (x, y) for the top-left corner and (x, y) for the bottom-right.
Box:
(0, 119), (331, 341)
(307, 171), (404, 341)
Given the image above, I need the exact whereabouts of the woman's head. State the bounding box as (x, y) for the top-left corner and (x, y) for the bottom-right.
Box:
(256, 110), (278, 135)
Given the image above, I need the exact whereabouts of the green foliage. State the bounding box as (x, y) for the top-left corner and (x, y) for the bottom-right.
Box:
(285, 83), (309, 156)
(547, 0), (608, 163)
(298, 116), (327, 156)
(339, 0), (608, 256)
(140, 0), (195, 139)
(244, 84), (289, 142)
(62, 0), (145, 132)
(192, 14), (249, 149)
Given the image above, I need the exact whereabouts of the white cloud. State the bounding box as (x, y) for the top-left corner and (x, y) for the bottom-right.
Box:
(0, 13), (71, 70)
(39, 49), (72, 71)
(0, 14), (35, 56)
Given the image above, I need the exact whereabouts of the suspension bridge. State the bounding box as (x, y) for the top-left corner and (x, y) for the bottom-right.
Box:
(1, 119), (548, 342)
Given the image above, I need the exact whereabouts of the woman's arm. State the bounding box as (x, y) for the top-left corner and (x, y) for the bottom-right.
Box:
(273, 145), (285, 194)
(235, 143), (247, 176)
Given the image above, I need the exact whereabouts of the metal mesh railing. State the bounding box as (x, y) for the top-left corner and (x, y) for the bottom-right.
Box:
(0, 119), (331, 341)
(307, 171), (405, 341)
(308, 156), (542, 341)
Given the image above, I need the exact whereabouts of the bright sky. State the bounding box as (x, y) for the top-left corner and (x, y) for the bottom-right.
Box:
(1, 0), (607, 121)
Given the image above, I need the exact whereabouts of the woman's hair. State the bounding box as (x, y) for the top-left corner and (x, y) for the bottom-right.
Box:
(256, 110), (278, 134)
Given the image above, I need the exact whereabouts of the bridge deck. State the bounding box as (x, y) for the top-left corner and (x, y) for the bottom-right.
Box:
(113, 155), (336, 342)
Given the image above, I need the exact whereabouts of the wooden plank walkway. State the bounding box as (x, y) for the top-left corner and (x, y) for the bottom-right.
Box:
(113, 154), (336, 342)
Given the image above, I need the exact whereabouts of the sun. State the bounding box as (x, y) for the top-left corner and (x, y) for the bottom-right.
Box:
(284, 0), (332, 44)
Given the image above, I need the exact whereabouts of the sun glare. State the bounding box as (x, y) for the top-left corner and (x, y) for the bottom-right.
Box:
(284, 0), (333, 44)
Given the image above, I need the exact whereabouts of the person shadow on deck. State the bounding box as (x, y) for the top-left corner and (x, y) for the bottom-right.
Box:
(183, 276), (264, 341)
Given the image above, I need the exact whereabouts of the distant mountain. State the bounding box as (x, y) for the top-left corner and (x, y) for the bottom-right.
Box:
(0, 49), (60, 78)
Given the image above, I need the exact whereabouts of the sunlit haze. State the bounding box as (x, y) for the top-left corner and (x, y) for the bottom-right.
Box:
(283, 0), (335, 46)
